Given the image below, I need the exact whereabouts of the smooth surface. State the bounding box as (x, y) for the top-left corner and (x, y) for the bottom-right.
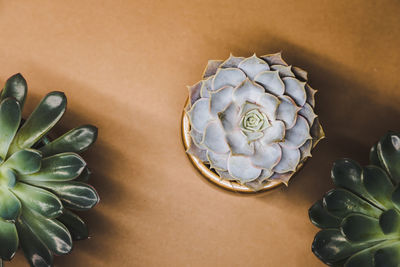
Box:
(0, 0), (400, 266)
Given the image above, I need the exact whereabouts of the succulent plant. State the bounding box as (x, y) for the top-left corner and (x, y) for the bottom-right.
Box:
(309, 131), (400, 266)
(0, 74), (99, 267)
(185, 53), (324, 190)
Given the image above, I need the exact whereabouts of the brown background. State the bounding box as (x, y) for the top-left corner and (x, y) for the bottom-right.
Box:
(1, 0), (400, 266)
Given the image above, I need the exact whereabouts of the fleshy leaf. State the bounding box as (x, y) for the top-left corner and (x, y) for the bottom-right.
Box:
(0, 73), (27, 109)
(283, 77), (307, 107)
(250, 143), (281, 170)
(0, 186), (21, 221)
(260, 52), (288, 66)
(232, 79), (265, 107)
(0, 218), (18, 260)
(309, 200), (341, 229)
(202, 60), (223, 78)
(8, 91), (67, 154)
(2, 149), (42, 175)
(273, 146), (300, 173)
(341, 214), (384, 242)
(10, 182), (62, 218)
(369, 143), (381, 167)
(57, 209), (88, 240)
(259, 120), (285, 145)
(253, 71), (284, 95)
(376, 131), (400, 182)
(276, 95), (299, 129)
(226, 129), (254, 156)
(270, 65), (295, 78)
(292, 66), (308, 81)
(312, 229), (370, 266)
(207, 151), (228, 171)
(305, 84), (317, 107)
(323, 189), (382, 219)
(187, 98), (213, 132)
(210, 86), (234, 115)
(280, 115), (310, 148)
(19, 152), (86, 182)
(218, 102), (240, 132)
(379, 209), (400, 235)
(219, 54), (244, 68)
(298, 103), (317, 126)
(16, 217), (53, 267)
(39, 125), (98, 157)
(203, 121), (229, 154)
(257, 93), (280, 121)
(21, 208), (72, 255)
(228, 155), (261, 182)
(362, 165), (394, 209)
(212, 68), (246, 91)
(187, 81), (202, 106)
(0, 98), (21, 161)
(28, 181), (99, 211)
(74, 167), (91, 183)
(237, 54), (270, 79)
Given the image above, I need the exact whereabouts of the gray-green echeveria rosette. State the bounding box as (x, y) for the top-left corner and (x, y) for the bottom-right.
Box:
(309, 132), (400, 266)
(186, 53), (324, 190)
(0, 74), (99, 267)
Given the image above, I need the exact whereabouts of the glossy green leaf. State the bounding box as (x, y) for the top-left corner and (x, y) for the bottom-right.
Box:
(2, 149), (42, 174)
(323, 189), (382, 219)
(10, 182), (62, 219)
(40, 125), (98, 157)
(74, 167), (91, 182)
(21, 208), (72, 255)
(8, 91), (66, 154)
(19, 152), (86, 182)
(376, 131), (400, 183)
(362, 165), (394, 209)
(0, 73), (27, 109)
(331, 159), (377, 205)
(369, 143), (381, 167)
(391, 185), (400, 211)
(0, 98), (21, 161)
(341, 214), (384, 242)
(379, 209), (400, 235)
(312, 229), (370, 265)
(16, 217), (53, 267)
(29, 181), (99, 211)
(0, 218), (18, 260)
(309, 200), (341, 228)
(344, 240), (400, 267)
(0, 186), (21, 221)
(57, 209), (88, 240)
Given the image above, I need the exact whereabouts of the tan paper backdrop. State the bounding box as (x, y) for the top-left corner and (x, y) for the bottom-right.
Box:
(1, 0), (400, 266)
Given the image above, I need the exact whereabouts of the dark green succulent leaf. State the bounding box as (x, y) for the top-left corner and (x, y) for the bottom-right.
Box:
(391, 185), (400, 211)
(16, 217), (53, 267)
(331, 159), (378, 205)
(2, 149), (42, 175)
(362, 165), (394, 209)
(374, 241), (400, 267)
(379, 209), (400, 235)
(0, 73), (27, 110)
(74, 167), (91, 182)
(312, 229), (371, 265)
(19, 152), (86, 182)
(0, 218), (18, 261)
(21, 208), (72, 255)
(10, 182), (62, 219)
(309, 200), (341, 228)
(344, 240), (400, 267)
(369, 143), (381, 167)
(29, 181), (99, 211)
(40, 125), (98, 157)
(323, 189), (382, 219)
(8, 91), (66, 155)
(57, 209), (88, 240)
(376, 131), (400, 183)
(0, 98), (21, 161)
(0, 186), (21, 221)
(341, 214), (384, 242)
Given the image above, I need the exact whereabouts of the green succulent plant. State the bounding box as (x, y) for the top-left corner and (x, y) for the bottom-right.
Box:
(186, 53), (324, 191)
(309, 131), (400, 266)
(0, 74), (99, 267)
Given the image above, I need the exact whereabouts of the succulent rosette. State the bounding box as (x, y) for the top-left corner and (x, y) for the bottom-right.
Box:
(186, 53), (324, 190)
(310, 132), (400, 266)
(0, 74), (99, 267)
